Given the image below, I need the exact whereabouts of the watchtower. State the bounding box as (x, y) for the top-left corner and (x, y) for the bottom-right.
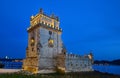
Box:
(23, 9), (65, 73)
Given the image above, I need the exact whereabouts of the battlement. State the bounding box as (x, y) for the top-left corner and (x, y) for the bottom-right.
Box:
(66, 53), (93, 60)
(31, 8), (59, 21)
(29, 9), (59, 28)
(27, 9), (62, 33)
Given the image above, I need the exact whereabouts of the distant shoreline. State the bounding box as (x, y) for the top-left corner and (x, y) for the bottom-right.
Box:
(94, 59), (120, 65)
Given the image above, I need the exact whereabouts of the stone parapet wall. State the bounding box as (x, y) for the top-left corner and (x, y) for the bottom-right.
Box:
(65, 53), (93, 72)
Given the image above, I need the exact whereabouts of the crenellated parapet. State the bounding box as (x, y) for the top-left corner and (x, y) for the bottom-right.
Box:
(27, 8), (62, 33)
(27, 22), (62, 33)
(65, 53), (93, 72)
(66, 53), (93, 60)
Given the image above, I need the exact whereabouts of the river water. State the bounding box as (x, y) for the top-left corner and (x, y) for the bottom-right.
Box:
(93, 65), (120, 75)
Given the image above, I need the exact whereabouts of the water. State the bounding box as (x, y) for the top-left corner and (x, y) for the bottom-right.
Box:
(93, 65), (120, 75)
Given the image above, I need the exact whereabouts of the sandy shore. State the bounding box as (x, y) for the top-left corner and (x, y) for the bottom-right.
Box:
(0, 69), (21, 73)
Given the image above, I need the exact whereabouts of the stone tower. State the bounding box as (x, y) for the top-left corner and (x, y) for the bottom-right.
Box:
(23, 9), (66, 73)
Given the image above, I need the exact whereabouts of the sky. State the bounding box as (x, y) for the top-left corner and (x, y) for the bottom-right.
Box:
(0, 0), (120, 60)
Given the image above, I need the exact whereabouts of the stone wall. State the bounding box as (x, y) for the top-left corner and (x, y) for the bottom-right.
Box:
(65, 54), (93, 72)
(39, 27), (63, 70)
(23, 9), (93, 73)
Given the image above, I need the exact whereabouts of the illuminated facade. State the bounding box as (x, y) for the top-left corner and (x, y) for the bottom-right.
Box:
(23, 9), (65, 73)
(23, 9), (93, 73)
(65, 53), (93, 72)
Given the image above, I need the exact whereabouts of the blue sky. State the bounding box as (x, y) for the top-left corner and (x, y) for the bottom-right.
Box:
(0, 0), (120, 60)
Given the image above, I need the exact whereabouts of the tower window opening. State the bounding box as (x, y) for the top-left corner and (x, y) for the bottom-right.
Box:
(49, 31), (52, 35)
(31, 37), (35, 46)
(31, 37), (35, 43)
(31, 39), (34, 43)
(48, 38), (54, 48)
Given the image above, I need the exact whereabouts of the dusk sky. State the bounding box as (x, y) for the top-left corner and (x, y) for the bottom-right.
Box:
(0, 0), (120, 60)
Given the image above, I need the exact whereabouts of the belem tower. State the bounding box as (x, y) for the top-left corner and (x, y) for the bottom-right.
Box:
(22, 9), (93, 73)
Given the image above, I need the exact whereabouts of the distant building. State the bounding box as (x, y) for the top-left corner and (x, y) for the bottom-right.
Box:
(0, 58), (23, 69)
(23, 9), (93, 73)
